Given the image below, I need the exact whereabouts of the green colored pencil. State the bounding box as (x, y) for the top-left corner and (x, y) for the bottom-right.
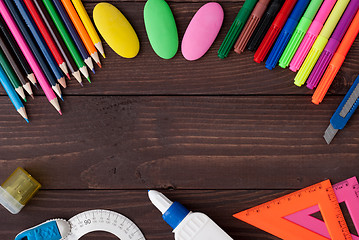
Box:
(0, 48), (26, 101)
(42, 0), (90, 82)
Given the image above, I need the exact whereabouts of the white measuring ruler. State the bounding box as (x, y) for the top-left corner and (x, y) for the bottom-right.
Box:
(63, 209), (145, 240)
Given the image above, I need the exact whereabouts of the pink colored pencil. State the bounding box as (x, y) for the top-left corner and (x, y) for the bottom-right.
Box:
(0, 0), (61, 114)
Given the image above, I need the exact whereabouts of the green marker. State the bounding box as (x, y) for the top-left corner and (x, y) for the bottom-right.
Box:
(42, 0), (90, 83)
(218, 0), (258, 59)
(279, 0), (323, 68)
(0, 48), (26, 102)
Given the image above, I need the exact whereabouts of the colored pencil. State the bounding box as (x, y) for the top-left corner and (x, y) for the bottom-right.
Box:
(0, 16), (37, 86)
(42, 0), (90, 82)
(0, 0), (61, 114)
(61, 0), (101, 68)
(0, 34), (33, 97)
(23, 0), (70, 80)
(0, 47), (26, 101)
(52, 0), (95, 73)
(71, 0), (105, 58)
(32, 0), (82, 85)
(3, 0), (63, 99)
(14, 0), (67, 90)
(0, 63), (28, 122)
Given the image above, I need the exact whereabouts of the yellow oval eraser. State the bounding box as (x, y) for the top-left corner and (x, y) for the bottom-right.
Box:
(93, 3), (140, 58)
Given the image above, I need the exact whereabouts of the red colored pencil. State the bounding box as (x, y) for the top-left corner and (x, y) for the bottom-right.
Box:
(23, 0), (70, 80)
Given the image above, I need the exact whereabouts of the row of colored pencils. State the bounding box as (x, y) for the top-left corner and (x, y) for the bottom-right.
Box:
(0, 0), (105, 122)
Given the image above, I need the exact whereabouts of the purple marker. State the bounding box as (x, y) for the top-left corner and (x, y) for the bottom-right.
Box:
(307, 0), (359, 89)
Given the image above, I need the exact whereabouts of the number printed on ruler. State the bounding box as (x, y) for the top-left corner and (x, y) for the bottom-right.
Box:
(63, 209), (145, 240)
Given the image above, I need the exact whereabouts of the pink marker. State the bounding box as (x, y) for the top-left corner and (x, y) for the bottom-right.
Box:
(0, 0), (61, 114)
(285, 177), (359, 239)
(289, 0), (337, 72)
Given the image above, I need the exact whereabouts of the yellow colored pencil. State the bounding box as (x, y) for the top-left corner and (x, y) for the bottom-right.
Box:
(71, 0), (105, 58)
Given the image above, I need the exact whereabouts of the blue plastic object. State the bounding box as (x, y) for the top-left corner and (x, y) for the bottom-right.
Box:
(163, 201), (190, 229)
(15, 221), (63, 240)
(265, 0), (311, 70)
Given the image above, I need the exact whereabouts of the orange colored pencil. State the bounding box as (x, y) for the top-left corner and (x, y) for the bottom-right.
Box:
(60, 0), (101, 68)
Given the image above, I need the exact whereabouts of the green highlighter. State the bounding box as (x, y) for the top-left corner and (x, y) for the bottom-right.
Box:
(218, 0), (258, 59)
(278, 0), (323, 68)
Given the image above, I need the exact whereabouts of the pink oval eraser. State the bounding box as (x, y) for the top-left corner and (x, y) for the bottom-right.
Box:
(181, 2), (224, 61)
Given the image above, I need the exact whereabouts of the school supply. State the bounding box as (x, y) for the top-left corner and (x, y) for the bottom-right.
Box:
(15, 219), (70, 240)
(312, 11), (359, 105)
(14, 0), (67, 90)
(0, 16), (37, 86)
(234, 0), (271, 54)
(3, 0), (63, 99)
(149, 190), (233, 240)
(286, 177), (359, 238)
(71, 0), (105, 58)
(278, 0), (323, 68)
(61, 0), (101, 68)
(15, 210), (145, 240)
(294, 0), (350, 87)
(52, 0), (95, 73)
(254, 0), (298, 63)
(0, 168), (40, 213)
(32, 0), (83, 85)
(0, 0), (62, 114)
(42, 0), (90, 82)
(0, 35), (33, 97)
(94, 3), (139, 58)
(290, 0), (336, 72)
(307, 0), (359, 89)
(144, 0), (177, 59)
(234, 180), (352, 239)
(323, 75), (359, 144)
(247, 0), (283, 51)
(0, 48), (26, 101)
(265, 0), (311, 70)
(218, 0), (258, 58)
(181, 2), (223, 61)
(24, 0), (70, 80)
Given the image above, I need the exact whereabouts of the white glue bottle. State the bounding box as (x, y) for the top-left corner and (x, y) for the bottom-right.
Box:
(148, 190), (233, 240)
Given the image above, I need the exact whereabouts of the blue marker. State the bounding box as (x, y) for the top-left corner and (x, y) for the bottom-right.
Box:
(14, 0), (66, 91)
(324, 75), (359, 144)
(51, 0), (95, 73)
(0, 64), (28, 122)
(265, 0), (311, 70)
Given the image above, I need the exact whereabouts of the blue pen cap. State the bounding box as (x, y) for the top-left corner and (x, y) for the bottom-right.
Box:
(163, 201), (190, 229)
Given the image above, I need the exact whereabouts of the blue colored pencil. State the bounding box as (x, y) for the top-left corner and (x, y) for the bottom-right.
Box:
(0, 63), (28, 122)
(51, 0), (94, 73)
(13, 0), (67, 89)
(2, 0), (63, 99)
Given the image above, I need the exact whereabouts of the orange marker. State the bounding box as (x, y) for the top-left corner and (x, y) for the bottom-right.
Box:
(312, 10), (359, 105)
(234, 180), (352, 240)
(60, 0), (101, 68)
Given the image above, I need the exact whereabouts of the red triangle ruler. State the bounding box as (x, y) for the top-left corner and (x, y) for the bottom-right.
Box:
(233, 180), (352, 240)
(285, 177), (359, 239)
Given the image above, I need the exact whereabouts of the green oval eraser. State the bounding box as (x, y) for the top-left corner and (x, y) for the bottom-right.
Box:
(144, 0), (178, 59)
(93, 2), (139, 58)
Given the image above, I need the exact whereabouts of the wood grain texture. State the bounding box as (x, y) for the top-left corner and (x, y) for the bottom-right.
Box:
(0, 2), (357, 96)
(1, 96), (358, 190)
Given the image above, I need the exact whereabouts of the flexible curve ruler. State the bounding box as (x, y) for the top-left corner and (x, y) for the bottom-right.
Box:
(62, 209), (145, 240)
(285, 177), (359, 239)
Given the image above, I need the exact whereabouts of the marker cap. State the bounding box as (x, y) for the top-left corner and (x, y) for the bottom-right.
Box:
(0, 168), (41, 214)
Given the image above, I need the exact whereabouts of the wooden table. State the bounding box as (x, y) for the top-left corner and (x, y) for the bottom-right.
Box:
(0, 0), (358, 239)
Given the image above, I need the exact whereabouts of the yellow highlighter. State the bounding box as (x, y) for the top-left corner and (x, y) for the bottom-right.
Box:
(0, 168), (41, 214)
(294, 0), (350, 87)
(71, 0), (105, 58)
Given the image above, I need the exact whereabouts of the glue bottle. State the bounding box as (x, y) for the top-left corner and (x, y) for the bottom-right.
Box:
(148, 190), (233, 240)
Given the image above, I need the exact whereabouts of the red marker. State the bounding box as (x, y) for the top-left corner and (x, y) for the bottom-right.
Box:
(254, 0), (297, 63)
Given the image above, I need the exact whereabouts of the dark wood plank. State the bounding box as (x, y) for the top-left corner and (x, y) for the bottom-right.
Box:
(0, 189), (295, 240)
(0, 2), (357, 96)
(1, 96), (358, 189)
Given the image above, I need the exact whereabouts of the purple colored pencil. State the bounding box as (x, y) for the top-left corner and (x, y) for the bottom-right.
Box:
(306, 0), (359, 89)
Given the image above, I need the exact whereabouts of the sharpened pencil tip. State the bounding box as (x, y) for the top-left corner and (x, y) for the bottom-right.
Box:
(92, 69), (95, 74)
(58, 110), (62, 115)
(60, 95), (64, 101)
(66, 73), (71, 79)
(23, 98), (27, 103)
(34, 83), (39, 90)
(80, 82), (84, 87)
(97, 62), (102, 68)
(30, 94), (34, 99)
(102, 53), (106, 58)
(87, 77), (91, 83)
(25, 118), (29, 123)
